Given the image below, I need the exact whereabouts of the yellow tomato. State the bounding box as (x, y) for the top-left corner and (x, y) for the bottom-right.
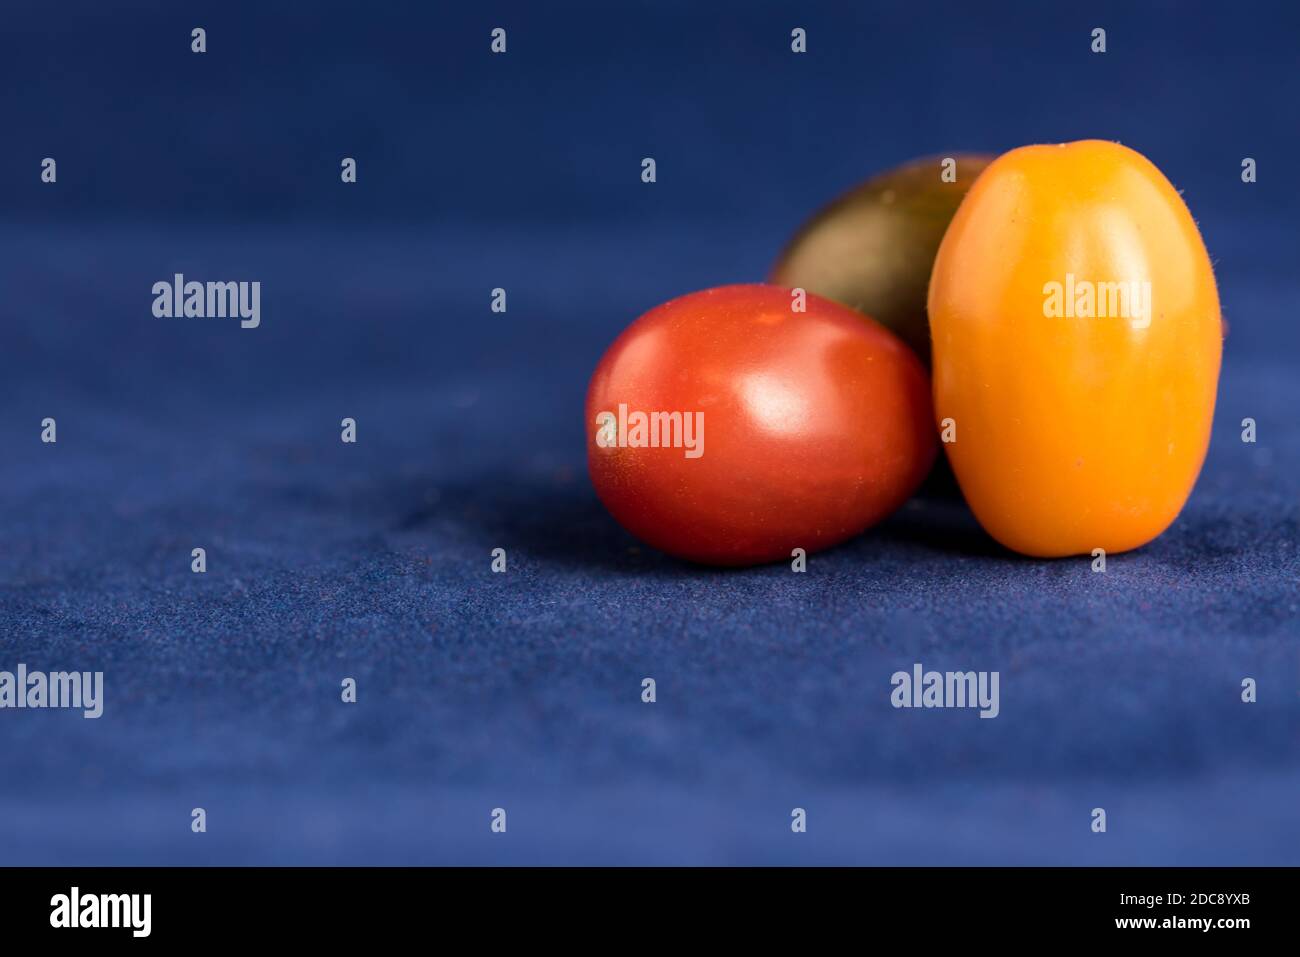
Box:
(928, 140), (1222, 558)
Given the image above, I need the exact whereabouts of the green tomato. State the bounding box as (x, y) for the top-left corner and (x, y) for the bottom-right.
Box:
(770, 154), (992, 365)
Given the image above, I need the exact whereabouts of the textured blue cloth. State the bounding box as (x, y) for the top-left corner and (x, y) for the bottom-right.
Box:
(1, 1), (1297, 865)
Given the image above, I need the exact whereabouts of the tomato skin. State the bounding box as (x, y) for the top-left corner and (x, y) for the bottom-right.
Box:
(770, 153), (993, 364)
(586, 284), (935, 566)
(928, 140), (1222, 558)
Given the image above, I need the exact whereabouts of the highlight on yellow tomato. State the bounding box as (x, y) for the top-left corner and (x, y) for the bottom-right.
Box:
(928, 140), (1222, 558)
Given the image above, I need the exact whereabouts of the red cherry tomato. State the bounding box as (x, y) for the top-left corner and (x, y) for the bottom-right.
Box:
(586, 284), (936, 565)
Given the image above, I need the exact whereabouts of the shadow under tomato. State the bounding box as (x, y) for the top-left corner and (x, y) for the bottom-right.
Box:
(872, 495), (1010, 560)
(916, 451), (964, 500)
(394, 468), (1009, 573)
(391, 474), (695, 576)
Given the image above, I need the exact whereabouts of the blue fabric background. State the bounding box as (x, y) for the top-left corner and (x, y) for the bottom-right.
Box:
(1, 1), (1297, 864)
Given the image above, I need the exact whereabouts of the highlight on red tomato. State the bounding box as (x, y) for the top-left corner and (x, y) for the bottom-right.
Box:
(586, 284), (936, 566)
